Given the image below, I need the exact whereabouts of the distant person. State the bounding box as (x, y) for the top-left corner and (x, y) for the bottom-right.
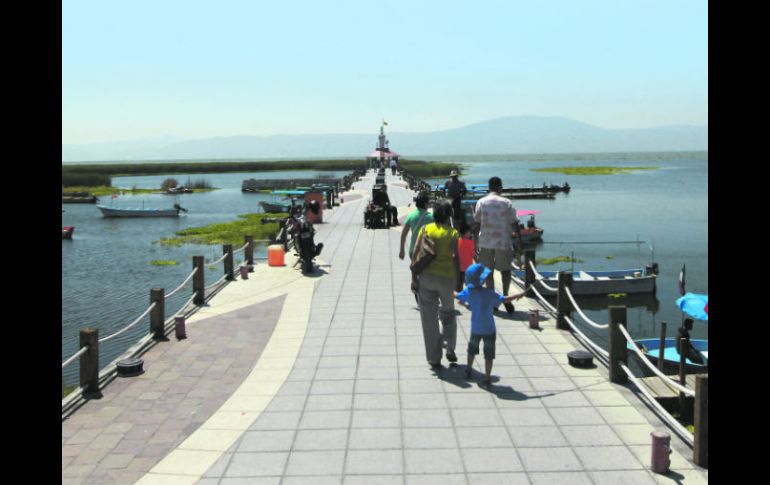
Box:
(444, 170), (467, 227)
(456, 220), (476, 292)
(413, 202), (459, 369)
(473, 176), (519, 313)
(399, 193), (433, 261)
(373, 184), (398, 226)
(456, 263), (525, 387)
(676, 318), (705, 365)
(390, 158), (398, 176)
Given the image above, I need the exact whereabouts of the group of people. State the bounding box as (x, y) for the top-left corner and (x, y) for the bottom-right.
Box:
(399, 174), (525, 387)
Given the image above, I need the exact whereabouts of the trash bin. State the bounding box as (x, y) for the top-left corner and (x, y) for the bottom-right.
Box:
(304, 190), (324, 224)
(268, 245), (285, 266)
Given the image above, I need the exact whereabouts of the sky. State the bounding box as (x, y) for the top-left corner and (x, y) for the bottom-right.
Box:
(62, 0), (708, 144)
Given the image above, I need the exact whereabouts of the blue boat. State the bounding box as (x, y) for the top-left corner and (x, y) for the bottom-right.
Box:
(629, 337), (708, 374)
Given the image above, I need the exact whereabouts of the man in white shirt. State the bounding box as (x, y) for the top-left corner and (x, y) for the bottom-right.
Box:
(473, 176), (519, 313)
(390, 158), (398, 176)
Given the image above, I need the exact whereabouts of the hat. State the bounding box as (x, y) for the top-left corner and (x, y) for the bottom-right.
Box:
(450, 170), (458, 177)
(465, 263), (492, 289)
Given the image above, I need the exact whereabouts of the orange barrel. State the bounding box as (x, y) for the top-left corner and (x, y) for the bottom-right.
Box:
(304, 190), (324, 224)
(268, 244), (285, 266)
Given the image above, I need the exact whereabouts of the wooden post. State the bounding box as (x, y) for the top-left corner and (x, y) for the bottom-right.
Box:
(244, 235), (254, 267)
(658, 321), (667, 371)
(608, 306), (628, 383)
(223, 244), (234, 281)
(193, 255), (205, 305)
(150, 288), (165, 338)
(524, 249), (536, 297)
(693, 374), (708, 467)
(79, 328), (99, 395)
(679, 337), (688, 418)
(556, 271), (573, 330)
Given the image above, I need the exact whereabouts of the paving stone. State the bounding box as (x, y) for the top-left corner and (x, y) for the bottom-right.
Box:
(226, 451), (289, 477)
(573, 445), (646, 470)
(345, 449), (404, 474)
(294, 428), (348, 451)
(284, 450), (346, 476)
(404, 448), (465, 474)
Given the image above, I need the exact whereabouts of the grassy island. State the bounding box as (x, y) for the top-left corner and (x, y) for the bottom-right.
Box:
(530, 166), (657, 175)
(157, 213), (285, 247)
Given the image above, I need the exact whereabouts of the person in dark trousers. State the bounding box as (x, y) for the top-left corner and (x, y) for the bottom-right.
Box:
(372, 184), (399, 226)
(676, 318), (705, 364)
(444, 170), (467, 227)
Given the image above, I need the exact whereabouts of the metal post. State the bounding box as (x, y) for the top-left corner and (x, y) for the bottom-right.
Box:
(245, 235), (254, 268)
(79, 328), (99, 396)
(608, 306), (628, 383)
(193, 255), (205, 305)
(524, 249), (536, 297)
(223, 244), (234, 281)
(150, 288), (165, 339)
(679, 337), (688, 419)
(658, 321), (667, 371)
(556, 271), (573, 330)
(693, 374), (708, 467)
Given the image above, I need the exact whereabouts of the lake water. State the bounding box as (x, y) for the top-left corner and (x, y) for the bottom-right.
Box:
(62, 153), (707, 386)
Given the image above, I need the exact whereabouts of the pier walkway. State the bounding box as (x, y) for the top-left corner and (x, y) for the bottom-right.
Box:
(62, 171), (708, 484)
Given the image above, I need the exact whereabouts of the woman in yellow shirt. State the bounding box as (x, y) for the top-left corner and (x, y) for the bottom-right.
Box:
(413, 202), (460, 368)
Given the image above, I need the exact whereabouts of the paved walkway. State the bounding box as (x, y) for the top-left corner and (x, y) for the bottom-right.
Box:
(63, 170), (708, 484)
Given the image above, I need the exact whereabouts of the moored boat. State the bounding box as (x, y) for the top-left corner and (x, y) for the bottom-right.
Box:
(628, 337), (708, 374)
(97, 203), (187, 218)
(514, 268), (657, 295)
(259, 201), (292, 213)
(62, 226), (75, 239)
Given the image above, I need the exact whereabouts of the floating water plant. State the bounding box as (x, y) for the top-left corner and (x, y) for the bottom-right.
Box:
(537, 256), (584, 265)
(530, 166), (657, 176)
(157, 213), (284, 247)
(608, 293), (627, 299)
(150, 260), (179, 266)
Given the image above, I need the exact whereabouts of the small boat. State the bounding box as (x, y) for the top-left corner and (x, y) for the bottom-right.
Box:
(62, 226), (74, 239)
(62, 193), (98, 204)
(97, 203), (188, 218)
(628, 337), (708, 374)
(165, 186), (193, 194)
(460, 202), (544, 243)
(259, 201), (292, 213)
(514, 268), (657, 296)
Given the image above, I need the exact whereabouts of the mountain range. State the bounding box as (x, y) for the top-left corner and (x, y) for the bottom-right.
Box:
(61, 116), (708, 162)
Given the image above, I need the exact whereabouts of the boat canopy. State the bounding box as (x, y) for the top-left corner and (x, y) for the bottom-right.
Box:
(271, 190), (307, 195)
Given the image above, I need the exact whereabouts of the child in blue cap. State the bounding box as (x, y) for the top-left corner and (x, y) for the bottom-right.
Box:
(455, 263), (525, 387)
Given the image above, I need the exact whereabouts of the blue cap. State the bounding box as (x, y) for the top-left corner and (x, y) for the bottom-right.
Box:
(465, 263), (492, 289)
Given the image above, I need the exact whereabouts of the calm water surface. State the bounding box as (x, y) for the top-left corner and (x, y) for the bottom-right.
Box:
(62, 154), (707, 385)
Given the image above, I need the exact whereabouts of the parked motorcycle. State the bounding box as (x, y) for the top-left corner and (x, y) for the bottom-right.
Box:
(262, 199), (323, 274)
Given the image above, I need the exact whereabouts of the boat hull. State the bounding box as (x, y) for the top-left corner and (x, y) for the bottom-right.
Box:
(629, 337), (708, 374)
(62, 226), (74, 239)
(97, 205), (180, 218)
(515, 269), (656, 295)
(259, 201), (291, 213)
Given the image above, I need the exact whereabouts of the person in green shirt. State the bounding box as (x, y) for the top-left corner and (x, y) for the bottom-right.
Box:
(413, 201), (460, 369)
(399, 192), (434, 261)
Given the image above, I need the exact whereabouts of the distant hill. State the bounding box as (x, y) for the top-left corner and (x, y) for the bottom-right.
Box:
(62, 116), (707, 162)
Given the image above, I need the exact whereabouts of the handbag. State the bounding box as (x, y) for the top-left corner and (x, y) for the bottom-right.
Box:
(410, 226), (437, 275)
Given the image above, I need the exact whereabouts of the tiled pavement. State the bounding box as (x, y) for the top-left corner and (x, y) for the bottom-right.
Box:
(63, 170), (708, 484)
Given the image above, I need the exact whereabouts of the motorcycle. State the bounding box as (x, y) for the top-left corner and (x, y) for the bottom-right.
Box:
(262, 199), (323, 274)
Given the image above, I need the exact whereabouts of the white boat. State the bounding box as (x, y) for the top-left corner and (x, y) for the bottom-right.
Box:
(97, 203), (187, 218)
(514, 268), (657, 296)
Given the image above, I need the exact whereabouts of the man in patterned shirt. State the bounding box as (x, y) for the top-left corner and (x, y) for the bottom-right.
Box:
(473, 176), (519, 313)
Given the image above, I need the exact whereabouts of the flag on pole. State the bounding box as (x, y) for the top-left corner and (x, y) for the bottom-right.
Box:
(382, 120), (388, 126)
(678, 264), (686, 295)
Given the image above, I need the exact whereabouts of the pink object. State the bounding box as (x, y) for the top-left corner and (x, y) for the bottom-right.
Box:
(174, 316), (187, 340)
(650, 431), (672, 474)
(516, 210), (541, 217)
(367, 150), (400, 158)
(528, 309), (539, 329)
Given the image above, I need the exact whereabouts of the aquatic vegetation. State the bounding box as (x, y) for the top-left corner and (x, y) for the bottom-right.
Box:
(537, 256), (584, 265)
(150, 260), (179, 266)
(530, 166), (657, 175)
(157, 213), (284, 247)
(605, 255), (615, 259)
(608, 293), (628, 298)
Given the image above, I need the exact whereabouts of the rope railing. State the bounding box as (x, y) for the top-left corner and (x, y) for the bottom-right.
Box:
(208, 251), (230, 266)
(564, 286), (609, 329)
(232, 241), (250, 255)
(61, 346), (89, 369)
(98, 302), (157, 344)
(165, 267), (199, 299)
(527, 259), (558, 292)
(619, 324), (695, 396)
(205, 274), (228, 291)
(621, 364), (694, 446)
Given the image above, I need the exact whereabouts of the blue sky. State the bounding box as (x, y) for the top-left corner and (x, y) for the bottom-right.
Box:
(62, 0), (708, 143)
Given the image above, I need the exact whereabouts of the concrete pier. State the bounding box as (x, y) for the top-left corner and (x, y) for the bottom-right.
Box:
(62, 170), (708, 484)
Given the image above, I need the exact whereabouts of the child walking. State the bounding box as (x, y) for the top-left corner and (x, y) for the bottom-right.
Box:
(455, 263), (525, 387)
(456, 221), (475, 292)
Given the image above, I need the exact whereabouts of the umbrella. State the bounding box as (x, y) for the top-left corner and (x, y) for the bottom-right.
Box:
(675, 292), (708, 322)
(517, 209), (541, 217)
